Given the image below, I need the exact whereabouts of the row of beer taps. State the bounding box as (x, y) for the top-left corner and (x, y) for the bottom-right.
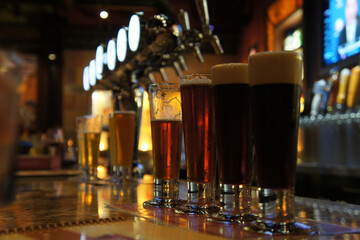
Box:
(100, 0), (223, 92)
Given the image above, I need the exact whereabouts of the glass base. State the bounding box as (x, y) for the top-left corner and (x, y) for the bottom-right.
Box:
(143, 179), (180, 208)
(174, 181), (220, 215)
(244, 220), (315, 235)
(208, 212), (256, 223)
(208, 184), (254, 223)
(244, 188), (315, 235)
(143, 198), (185, 208)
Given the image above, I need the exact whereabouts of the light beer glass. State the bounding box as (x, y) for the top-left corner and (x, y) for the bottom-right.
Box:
(83, 115), (103, 181)
(143, 83), (182, 208)
(210, 63), (254, 223)
(176, 74), (218, 214)
(76, 116), (86, 181)
(247, 51), (313, 235)
(113, 110), (136, 180)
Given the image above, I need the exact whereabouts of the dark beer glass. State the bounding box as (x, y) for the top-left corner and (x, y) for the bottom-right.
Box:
(175, 74), (218, 214)
(143, 83), (182, 208)
(210, 63), (254, 223)
(247, 51), (313, 235)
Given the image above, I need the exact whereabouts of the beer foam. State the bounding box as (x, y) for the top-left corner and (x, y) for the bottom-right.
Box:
(114, 110), (136, 115)
(211, 63), (248, 85)
(180, 74), (211, 85)
(249, 51), (303, 86)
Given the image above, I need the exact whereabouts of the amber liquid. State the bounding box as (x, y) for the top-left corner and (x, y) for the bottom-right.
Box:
(114, 111), (135, 168)
(84, 132), (100, 176)
(108, 116), (117, 167)
(151, 119), (182, 180)
(181, 84), (216, 183)
(77, 136), (86, 168)
(213, 84), (253, 185)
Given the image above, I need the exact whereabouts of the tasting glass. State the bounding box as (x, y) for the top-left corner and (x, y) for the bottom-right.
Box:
(210, 63), (254, 223)
(76, 116), (87, 181)
(143, 83), (183, 208)
(112, 110), (136, 181)
(175, 74), (219, 214)
(246, 51), (313, 235)
(83, 115), (103, 181)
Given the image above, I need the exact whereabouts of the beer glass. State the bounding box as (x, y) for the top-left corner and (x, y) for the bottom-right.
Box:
(76, 116), (86, 181)
(83, 115), (103, 181)
(210, 63), (254, 223)
(143, 83), (182, 208)
(0, 51), (22, 206)
(113, 110), (136, 181)
(108, 113), (118, 183)
(247, 51), (312, 235)
(176, 74), (218, 214)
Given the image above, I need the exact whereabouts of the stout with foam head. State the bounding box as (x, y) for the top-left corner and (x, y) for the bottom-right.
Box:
(249, 51), (302, 189)
(212, 63), (252, 185)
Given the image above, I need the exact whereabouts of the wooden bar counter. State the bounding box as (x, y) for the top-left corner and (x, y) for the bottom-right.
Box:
(0, 172), (360, 239)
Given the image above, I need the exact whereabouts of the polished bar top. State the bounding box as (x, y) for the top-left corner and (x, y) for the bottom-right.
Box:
(0, 173), (359, 239)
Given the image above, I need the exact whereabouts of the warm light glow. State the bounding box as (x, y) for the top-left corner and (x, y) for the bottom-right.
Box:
(97, 165), (107, 179)
(99, 131), (108, 151)
(100, 10), (109, 19)
(48, 53), (56, 61)
(300, 94), (305, 113)
(92, 90), (113, 126)
(139, 142), (150, 151)
(138, 91), (152, 151)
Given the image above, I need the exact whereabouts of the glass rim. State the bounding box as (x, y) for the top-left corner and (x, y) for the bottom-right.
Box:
(148, 82), (180, 90)
(83, 114), (103, 119)
(180, 73), (211, 85)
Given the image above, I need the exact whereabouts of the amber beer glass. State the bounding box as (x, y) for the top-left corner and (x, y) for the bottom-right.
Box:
(248, 51), (312, 235)
(211, 63), (254, 222)
(113, 111), (136, 180)
(176, 74), (218, 214)
(83, 115), (103, 181)
(143, 83), (182, 208)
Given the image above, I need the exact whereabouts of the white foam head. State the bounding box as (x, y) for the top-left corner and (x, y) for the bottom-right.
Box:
(211, 63), (248, 85)
(180, 74), (211, 86)
(249, 51), (303, 86)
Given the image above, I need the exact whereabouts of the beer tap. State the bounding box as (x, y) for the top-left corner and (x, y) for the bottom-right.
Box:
(195, 0), (224, 55)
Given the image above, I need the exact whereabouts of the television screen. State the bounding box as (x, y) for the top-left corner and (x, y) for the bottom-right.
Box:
(323, 0), (360, 66)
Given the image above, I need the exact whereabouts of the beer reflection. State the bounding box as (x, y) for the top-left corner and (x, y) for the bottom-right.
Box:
(111, 181), (137, 203)
(97, 186), (111, 218)
(137, 175), (154, 204)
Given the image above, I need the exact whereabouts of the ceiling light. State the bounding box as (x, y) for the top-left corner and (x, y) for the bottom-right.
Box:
(100, 10), (108, 19)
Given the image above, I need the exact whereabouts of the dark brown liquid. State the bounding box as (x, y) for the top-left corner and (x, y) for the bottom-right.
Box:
(181, 84), (216, 184)
(213, 84), (253, 185)
(251, 83), (300, 189)
(151, 120), (182, 180)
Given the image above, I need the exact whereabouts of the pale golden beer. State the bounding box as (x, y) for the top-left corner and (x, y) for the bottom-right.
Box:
(84, 132), (101, 177)
(82, 115), (103, 180)
(114, 111), (136, 168)
(77, 135), (86, 168)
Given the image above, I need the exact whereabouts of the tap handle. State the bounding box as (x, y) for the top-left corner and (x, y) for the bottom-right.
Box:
(195, 0), (210, 26)
(160, 68), (168, 82)
(178, 55), (188, 71)
(148, 72), (156, 83)
(178, 9), (191, 31)
(173, 61), (182, 76)
(211, 34), (224, 55)
(194, 45), (204, 63)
